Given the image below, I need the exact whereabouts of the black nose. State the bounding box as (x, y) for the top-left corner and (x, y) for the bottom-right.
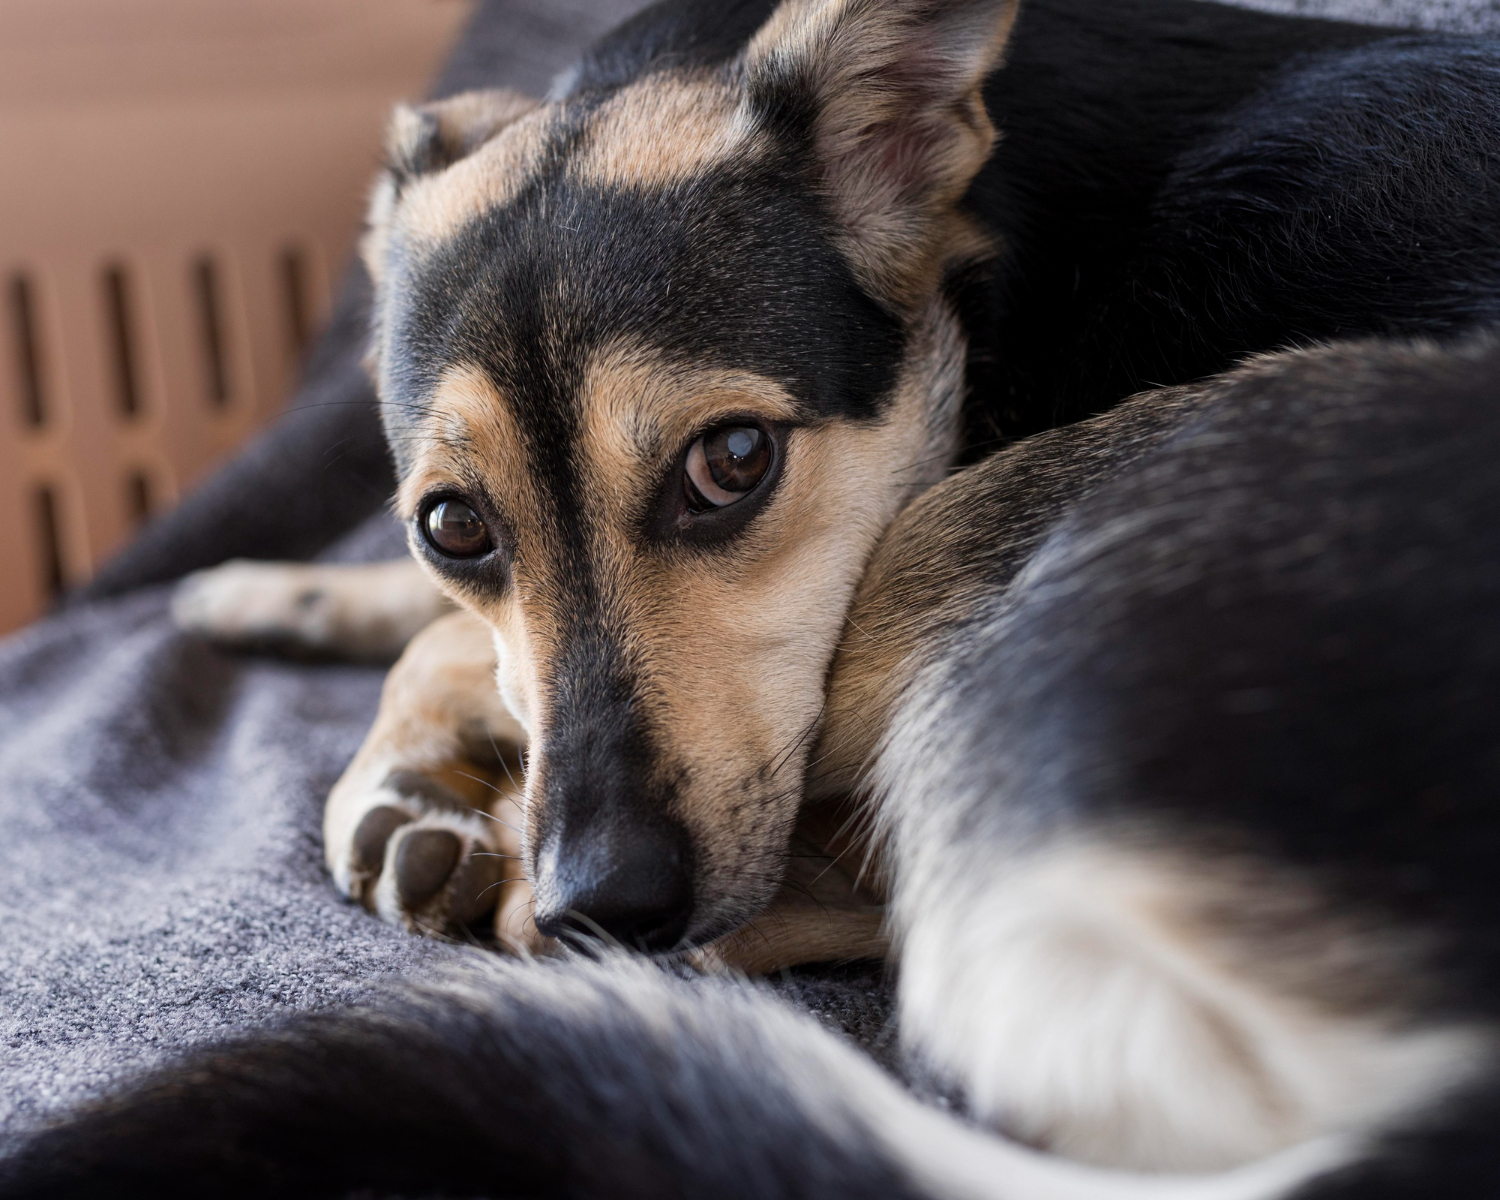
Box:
(532, 819), (693, 951)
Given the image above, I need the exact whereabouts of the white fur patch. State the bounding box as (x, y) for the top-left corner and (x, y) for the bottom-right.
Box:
(172, 558), (450, 660)
(860, 605), (1493, 1173)
(895, 839), (1485, 1171)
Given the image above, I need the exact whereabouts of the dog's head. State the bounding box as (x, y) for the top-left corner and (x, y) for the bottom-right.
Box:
(365, 0), (1016, 949)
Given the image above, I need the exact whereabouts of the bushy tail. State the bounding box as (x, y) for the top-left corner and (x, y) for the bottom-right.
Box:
(0, 954), (1351, 1200)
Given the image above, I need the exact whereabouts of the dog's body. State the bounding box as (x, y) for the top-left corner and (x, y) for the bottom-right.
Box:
(17, 0), (1500, 1195)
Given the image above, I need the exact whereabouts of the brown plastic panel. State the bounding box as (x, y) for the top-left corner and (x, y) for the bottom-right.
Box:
(0, 0), (473, 634)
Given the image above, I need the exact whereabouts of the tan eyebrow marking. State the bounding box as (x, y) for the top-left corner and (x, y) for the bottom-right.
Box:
(572, 73), (764, 192)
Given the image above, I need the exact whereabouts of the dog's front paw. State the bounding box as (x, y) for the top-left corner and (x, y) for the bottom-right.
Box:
(333, 767), (545, 951)
(172, 559), (450, 660)
(351, 770), (503, 932)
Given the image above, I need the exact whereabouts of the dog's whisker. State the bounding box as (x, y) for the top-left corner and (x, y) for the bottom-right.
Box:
(476, 877), (528, 899)
(486, 729), (526, 794)
(452, 769), (508, 796)
(464, 805), (523, 835)
(767, 701), (826, 780)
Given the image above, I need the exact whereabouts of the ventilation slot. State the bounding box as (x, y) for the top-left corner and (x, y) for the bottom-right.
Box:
(279, 245), (311, 366)
(192, 255), (230, 407)
(9, 273), (46, 428)
(33, 485), (65, 598)
(102, 262), (142, 418)
(126, 470), (153, 527)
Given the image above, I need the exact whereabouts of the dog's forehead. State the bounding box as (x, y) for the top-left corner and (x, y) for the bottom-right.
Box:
(377, 91), (904, 476)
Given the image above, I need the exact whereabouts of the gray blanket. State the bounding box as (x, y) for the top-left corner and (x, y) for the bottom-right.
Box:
(0, 0), (1492, 1147)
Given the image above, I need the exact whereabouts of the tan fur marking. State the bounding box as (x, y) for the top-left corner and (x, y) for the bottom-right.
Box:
(172, 558), (451, 660)
(562, 312), (961, 926)
(576, 340), (801, 487)
(812, 382), (1212, 800)
(574, 74), (761, 191)
(695, 906), (888, 974)
(389, 104), (555, 251)
(895, 836), (1489, 1170)
(397, 89), (541, 170)
(383, 288), (964, 943)
(393, 364), (531, 524)
(363, 89), (543, 288)
(322, 609), (537, 941)
(693, 801), (889, 973)
(394, 364), (559, 739)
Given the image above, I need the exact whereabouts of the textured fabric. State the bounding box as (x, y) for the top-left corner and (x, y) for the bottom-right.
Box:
(1225, 0), (1500, 32)
(1, 0), (1494, 1145)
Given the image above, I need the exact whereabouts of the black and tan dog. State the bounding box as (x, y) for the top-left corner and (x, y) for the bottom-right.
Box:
(23, 0), (1500, 1194)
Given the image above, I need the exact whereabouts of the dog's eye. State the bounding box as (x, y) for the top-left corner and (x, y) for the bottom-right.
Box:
(684, 425), (772, 511)
(422, 497), (492, 558)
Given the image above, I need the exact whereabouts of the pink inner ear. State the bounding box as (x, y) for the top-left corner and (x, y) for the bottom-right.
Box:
(875, 118), (942, 187)
(838, 17), (991, 169)
(748, 0), (1011, 291)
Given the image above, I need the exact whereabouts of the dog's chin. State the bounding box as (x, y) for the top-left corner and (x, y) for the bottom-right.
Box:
(676, 884), (785, 953)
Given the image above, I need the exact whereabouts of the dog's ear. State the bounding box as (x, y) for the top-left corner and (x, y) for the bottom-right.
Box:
(384, 88), (541, 182)
(745, 0), (1016, 301)
(362, 88), (539, 289)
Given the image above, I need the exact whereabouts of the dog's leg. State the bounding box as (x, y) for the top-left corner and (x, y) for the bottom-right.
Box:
(692, 801), (889, 975)
(172, 558), (451, 660)
(813, 361), (1491, 1171)
(324, 608), (544, 951)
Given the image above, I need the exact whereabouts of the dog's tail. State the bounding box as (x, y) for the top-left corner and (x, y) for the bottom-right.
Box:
(0, 954), (1350, 1200)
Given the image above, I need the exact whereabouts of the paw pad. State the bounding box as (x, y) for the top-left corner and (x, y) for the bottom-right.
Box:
(353, 805), (412, 874)
(395, 828), (462, 908)
(346, 771), (512, 937)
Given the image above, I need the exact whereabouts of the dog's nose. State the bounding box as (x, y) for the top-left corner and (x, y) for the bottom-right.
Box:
(532, 819), (693, 951)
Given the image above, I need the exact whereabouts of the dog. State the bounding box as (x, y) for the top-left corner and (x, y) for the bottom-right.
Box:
(14, 0), (1500, 1194)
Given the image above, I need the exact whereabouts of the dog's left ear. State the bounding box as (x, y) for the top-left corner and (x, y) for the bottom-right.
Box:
(745, 0), (1017, 302)
(385, 88), (541, 183)
(363, 88), (540, 290)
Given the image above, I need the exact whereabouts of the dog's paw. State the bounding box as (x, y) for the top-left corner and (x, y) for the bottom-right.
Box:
(172, 559), (449, 660)
(334, 767), (545, 950)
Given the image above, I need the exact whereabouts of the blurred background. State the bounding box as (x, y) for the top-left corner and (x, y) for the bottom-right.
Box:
(0, 0), (474, 635)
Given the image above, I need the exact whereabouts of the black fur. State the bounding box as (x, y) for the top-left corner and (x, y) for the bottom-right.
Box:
(566, 0), (776, 91)
(1065, 37), (1500, 416)
(381, 22), (907, 910)
(387, 0), (1500, 468)
(0, 956), (927, 1200)
(385, 166), (905, 459)
(387, 156), (905, 923)
(875, 332), (1500, 1199)
(26, 0), (1500, 1195)
(957, 1), (1500, 454)
(932, 335), (1500, 1012)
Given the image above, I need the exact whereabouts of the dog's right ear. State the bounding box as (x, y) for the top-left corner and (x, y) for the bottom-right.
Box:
(744, 0), (1017, 304)
(363, 88), (539, 287)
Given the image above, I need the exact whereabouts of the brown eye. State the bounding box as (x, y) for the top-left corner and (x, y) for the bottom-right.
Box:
(684, 425), (772, 510)
(422, 497), (492, 558)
